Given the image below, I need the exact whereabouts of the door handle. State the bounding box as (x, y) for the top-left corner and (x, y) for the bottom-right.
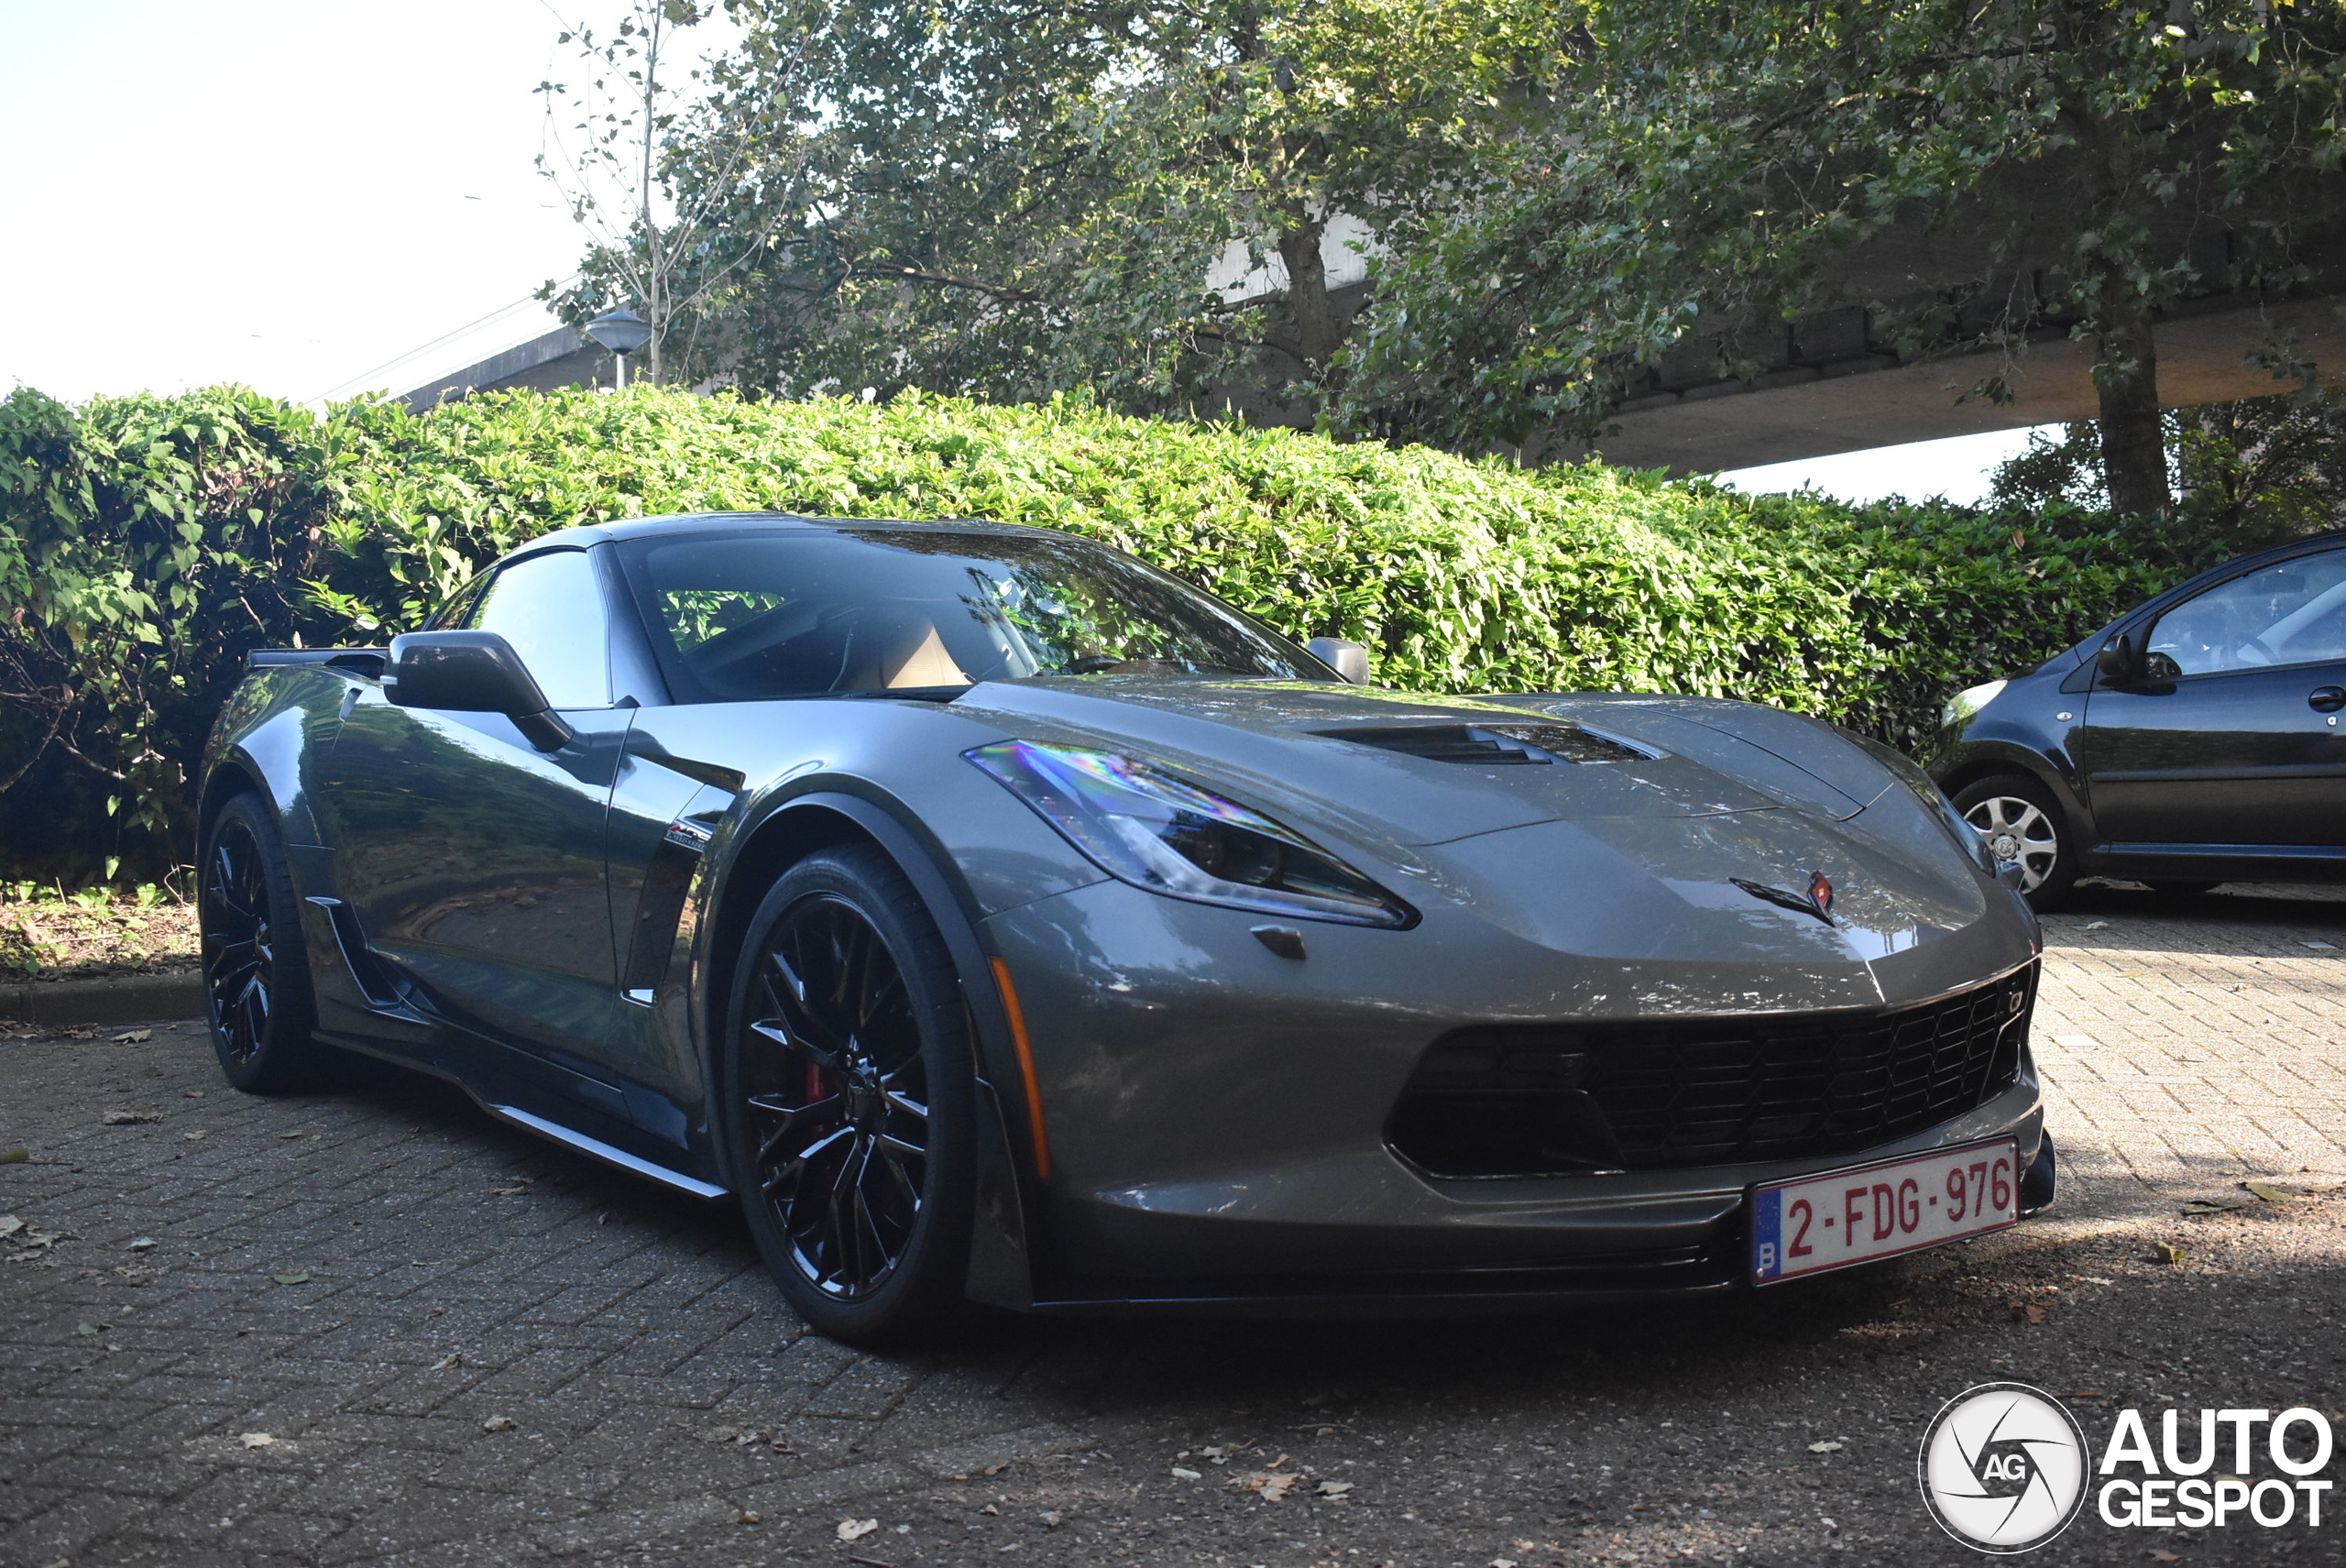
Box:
(2310, 686), (2346, 714)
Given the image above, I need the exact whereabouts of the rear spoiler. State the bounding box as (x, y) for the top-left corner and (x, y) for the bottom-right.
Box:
(247, 648), (389, 675)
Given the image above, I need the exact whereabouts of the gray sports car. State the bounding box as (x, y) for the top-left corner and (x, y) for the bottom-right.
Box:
(201, 511), (2053, 1342)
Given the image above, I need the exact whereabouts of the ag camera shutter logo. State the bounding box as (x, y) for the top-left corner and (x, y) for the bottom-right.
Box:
(1918, 1382), (2089, 1552)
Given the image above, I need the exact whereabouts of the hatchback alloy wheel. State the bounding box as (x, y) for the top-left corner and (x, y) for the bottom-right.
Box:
(1962, 793), (2061, 894)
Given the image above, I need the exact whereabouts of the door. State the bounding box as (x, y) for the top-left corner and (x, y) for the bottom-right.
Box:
(319, 547), (636, 1099)
(2076, 546), (2346, 850)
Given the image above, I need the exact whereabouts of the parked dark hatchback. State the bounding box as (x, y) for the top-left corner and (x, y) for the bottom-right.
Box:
(1929, 529), (2346, 906)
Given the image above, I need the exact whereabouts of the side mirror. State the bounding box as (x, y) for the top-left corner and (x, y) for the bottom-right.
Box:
(1307, 635), (1370, 685)
(2094, 633), (2140, 686)
(387, 630), (574, 751)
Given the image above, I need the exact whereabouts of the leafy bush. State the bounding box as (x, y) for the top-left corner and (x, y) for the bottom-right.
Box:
(2, 383), (2187, 882)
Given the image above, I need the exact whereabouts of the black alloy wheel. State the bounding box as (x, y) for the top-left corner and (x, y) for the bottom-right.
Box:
(200, 793), (323, 1093)
(204, 815), (275, 1063)
(725, 847), (974, 1343)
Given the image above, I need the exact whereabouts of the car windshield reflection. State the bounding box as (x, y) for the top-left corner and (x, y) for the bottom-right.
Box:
(619, 529), (1321, 703)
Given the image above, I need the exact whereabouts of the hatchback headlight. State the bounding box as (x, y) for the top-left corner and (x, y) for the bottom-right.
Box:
(967, 740), (1416, 927)
(1941, 679), (2008, 730)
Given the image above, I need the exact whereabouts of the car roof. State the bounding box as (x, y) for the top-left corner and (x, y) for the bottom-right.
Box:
(504, 510), (1043, 562)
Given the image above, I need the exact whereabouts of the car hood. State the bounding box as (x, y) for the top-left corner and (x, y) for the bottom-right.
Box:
(948, 678), (2004, 986)
(948, 677), (1896, 845)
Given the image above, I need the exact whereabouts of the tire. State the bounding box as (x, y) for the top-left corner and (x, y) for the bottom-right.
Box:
(2142, 880), (2220, 897)
(719, 845), (976, 1345)
(200, 793), (327, 1093)
(1950, 773), (2077, 911)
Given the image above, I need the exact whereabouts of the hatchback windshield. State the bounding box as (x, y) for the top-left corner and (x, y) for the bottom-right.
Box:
(618, 528), (1326, 702)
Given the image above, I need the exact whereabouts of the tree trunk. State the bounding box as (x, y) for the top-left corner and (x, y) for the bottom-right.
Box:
(2094, 302), (2170, 517)
(1277, 221), (1343, 376)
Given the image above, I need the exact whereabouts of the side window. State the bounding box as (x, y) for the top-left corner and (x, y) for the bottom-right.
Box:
(464, 550), (612, 708)
(2145, 549), (2346, 678)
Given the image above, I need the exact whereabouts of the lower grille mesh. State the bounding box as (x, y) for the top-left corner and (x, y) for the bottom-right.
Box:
(1387, 965), (2036, 1177)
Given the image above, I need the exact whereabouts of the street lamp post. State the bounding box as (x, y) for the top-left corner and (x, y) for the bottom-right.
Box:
(584, 307), (653, 389)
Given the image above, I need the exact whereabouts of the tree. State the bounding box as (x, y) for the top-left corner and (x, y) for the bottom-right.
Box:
(1341, 0), (2346, 513)
(584, 0), (1553, 415)
(1992, 389), (2346, 554)
(538, 0), (824, 384)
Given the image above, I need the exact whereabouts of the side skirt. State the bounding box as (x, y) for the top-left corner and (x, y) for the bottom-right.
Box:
(488, 1103), (729, 1200)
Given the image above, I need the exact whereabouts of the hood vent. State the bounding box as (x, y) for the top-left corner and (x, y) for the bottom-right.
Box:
(1321, 722), (1653, 766)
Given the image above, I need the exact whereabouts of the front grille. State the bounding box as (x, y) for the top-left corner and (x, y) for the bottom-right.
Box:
(1321, 722), (1651, 765)
(1387, 964), (2036, 1178)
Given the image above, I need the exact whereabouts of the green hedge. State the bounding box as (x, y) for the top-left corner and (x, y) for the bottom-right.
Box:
(0, 383), (2192, 883)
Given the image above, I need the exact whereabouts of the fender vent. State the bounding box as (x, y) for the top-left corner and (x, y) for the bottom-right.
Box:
(1321, 723), (1652, 765)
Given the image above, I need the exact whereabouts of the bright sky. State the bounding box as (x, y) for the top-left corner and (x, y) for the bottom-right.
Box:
(1714, 425), (2054, 507)
(1, 3), (2049, 503)
(0, 0), (634, 406)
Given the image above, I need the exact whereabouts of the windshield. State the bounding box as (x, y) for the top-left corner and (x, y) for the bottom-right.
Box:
(617, 527), (1329, 702)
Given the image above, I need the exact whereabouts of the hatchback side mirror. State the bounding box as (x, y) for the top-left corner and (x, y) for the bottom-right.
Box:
(1307, 635), (1370, 685)
(2094, 633), (2140, 686)
(387, 630), (575, 751)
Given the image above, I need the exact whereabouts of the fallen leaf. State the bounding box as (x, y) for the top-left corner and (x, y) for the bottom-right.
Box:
(1042, 1510), (1063, 1528)
(983, 1461), (1011, 1476)
(838, 1518), (881, 1541)
(1169, 1467), (1201, 1480)
(1318, 1480), (1354, 1497)
(181, 1131), (205, 1140)
(429, 1353), (461, 1372)
(126, 1236), (155, 1251)
(2244, 1180), (2302, 1202)
(102, 1110), (162, 1124)
(736, 1511), (761, 1524)
(979, 1502), (1001, 1516)
(2181, 1197), (2253, 1215)
(0, 1215), (22, 1237)
(1807, 1440), (1845, 1453)
(2151, 1552), (2180, 1563)
(0, 1149), (25, 1164)
(1239, 1473), (1299, 1501)
(182, 1090), (203, 1098)
(2008, 1301), (2048, 1325)
(2082, 920), (2109, 930)
(482, 1415), (517, 1432)
(271, 1272), (310, 1286)
(492, 1185), (530, 1197)
(112, 1028), (152, 1043)
(239, 1432), (278, 1449)
(2152, 1242), (2188, 1266)
(75, 1321), (100, 1335)
(279, 1131), (305, 1140)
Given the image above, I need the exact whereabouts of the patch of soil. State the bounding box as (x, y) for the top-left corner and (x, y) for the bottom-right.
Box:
(1, 890), (199, 983)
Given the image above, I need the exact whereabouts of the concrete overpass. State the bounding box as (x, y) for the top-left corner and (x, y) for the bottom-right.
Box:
(1582, 291), (2346, 476)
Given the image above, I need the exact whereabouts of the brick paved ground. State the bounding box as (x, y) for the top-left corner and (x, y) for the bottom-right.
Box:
(5, 880), (2344, 1568)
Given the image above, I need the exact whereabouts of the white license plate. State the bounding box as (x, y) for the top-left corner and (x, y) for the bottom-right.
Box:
(1749, 1137), (2019, 1285)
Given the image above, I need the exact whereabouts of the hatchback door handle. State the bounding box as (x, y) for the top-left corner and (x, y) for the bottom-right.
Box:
(2311, 686), (2346, 713)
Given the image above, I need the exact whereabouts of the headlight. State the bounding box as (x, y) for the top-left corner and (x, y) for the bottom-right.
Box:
(1940, 679), (2008, 730)
(966, 740), (1416, 928)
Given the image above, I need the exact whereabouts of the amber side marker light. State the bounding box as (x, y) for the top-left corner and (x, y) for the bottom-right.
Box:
(988, 956), (1051, 1179)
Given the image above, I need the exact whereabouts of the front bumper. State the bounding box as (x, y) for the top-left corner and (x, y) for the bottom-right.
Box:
(982, 871), (2045, 1309)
